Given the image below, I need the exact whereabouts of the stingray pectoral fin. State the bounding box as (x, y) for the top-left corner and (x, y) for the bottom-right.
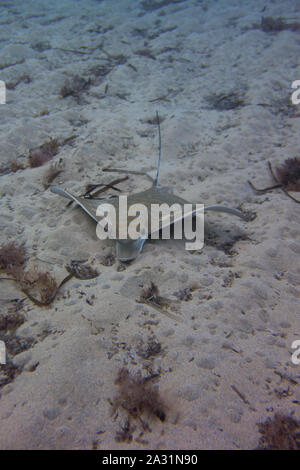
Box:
(205, 205), (247, 220)
(50, 185), (98, 223)
(116, 238), (147, 262)
(50, 185), (74, 200)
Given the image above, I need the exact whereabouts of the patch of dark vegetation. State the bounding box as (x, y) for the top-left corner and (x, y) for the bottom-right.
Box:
(28, 137), (59, 168)
(275, 158), (300, 190)
(255, 413), (300, 450)
(174, 287), (193, 301)
(140, 0), (185, 12)
(0, 136), (76, 175)
(252, 16), (300, 33)
(205, 91), (246, 111)
(0, 242), (78, 307)
(0, 242), (26, 271)
(60, 52), (127, 102)
(215, 234), (250, 256)
(173, 283), (199, 301)
(111, 368), (167, 441)
(137, 281), (181, 321)
(65, 260), (98, 280)
(136, 338), (163, 359)
(0, 159), (26, 174)
(0, 306), (25, 333)
(87, 23), (114, 34)
(87, 63), (113, 80)
(249, 158), (300, 203)
(19, 270), (60, 306)
(37, 109), (50, 117)
(60, 75), (91, 99)
(9, 160), (27, 172)
(43, 159), (64, 188)
(99, 253), (116, 267)
(260, 16), (286, 32)
(6, 73), (31, 90)
(29, 135), (76, 168)
(30, 41), (51, 52)
(205, 227), (250, 256)
(138, 281), (171, 309)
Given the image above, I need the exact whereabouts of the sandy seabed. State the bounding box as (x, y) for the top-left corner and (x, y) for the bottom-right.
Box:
(0, 0), (299, 450)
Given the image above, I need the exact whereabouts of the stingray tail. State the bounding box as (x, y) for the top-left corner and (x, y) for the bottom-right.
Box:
(50, 185), (75, 201)
(205, 205), (247, 220)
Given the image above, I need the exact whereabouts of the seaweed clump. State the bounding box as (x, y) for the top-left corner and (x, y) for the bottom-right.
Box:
(275, 157), (300, 190)
(248, 16), (300, 33)
(0, 241), (73, 306)
(261, 16), (286, 32)
(256, 414), (300, 450)
(112, 368), (167, 425)
(9, 160), (27, 172)
(0, 135), (75, 175)
(65, 260), (98, 280)
(206, 91), (245, 111)
(43, 159), (64, 188)
(28, 138), (59, 168)
(137, 281), (182, 321)
(136, 338), (162, 359)
(248, 158), (300, 203)
(19, 269), (59, 306)
(60, 75), (91, 99)
(139, 281), (170, 309)
(173, 282), (199, 301)
(0, 242), (26, 271)
(260, 16), (300, 33)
